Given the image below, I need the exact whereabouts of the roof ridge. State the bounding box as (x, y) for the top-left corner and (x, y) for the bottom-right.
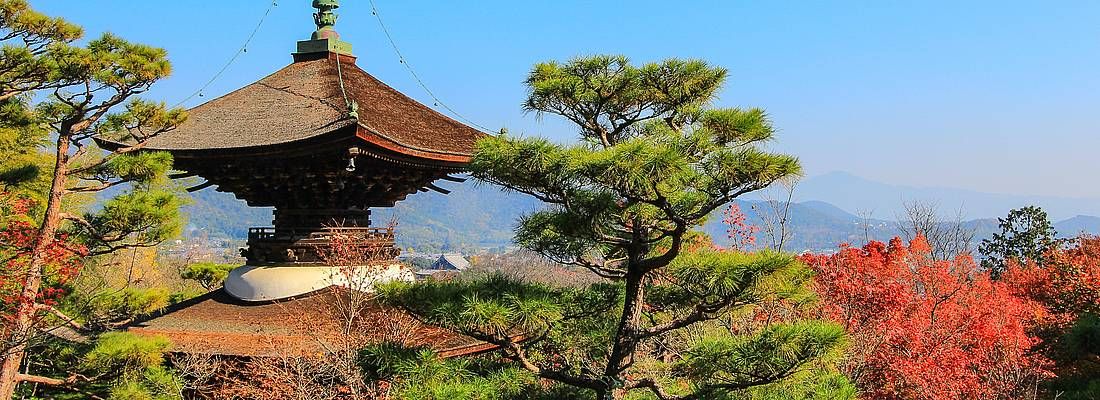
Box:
(339, 61), (484, 134)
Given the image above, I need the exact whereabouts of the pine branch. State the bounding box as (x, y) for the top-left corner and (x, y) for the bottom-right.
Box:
(628, 378), (677, 400)
(571, 258), (627, 279)
(85, 240), (165, 258)
(34, 304), (85, 332)
(66, 178), (129, 193)
(13, 373), (104, 399)
(641, 298), (737, 338)
(499, 337), (605, 391)
(14, 373), (73, 386)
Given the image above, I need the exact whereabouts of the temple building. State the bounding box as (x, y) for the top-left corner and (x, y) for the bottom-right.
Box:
(107, 0), (489, 356)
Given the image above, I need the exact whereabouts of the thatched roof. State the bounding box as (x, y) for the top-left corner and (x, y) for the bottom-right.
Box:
(134, 53), (485, 164)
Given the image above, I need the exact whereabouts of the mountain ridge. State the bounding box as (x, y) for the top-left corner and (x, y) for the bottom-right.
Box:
(796, 171), (1100, 221)
(180, 172), (1100, 253)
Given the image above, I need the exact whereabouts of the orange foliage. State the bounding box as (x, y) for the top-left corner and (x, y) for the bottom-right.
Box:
(801, 235), (1050, 400)
(1002, 235), (1100, 321)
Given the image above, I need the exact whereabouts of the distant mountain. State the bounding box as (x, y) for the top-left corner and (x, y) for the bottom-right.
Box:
(800, 200), (864, 222)
(1055, 215), (1100, 236)
(181, 174), (1100, 253)
(701, 199), (895, 252)
(797, 171), (1100, 221)
(372, 182), (541, 253)
(182, 189), (270, 239)
(182, 180), (541, 253)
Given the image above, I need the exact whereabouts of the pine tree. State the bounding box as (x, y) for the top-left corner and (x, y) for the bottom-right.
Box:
(0, 0), (79, 198)
(979, 205), (1059, 277)
(0, 1), (186, 396)
(380, 55), (850, 399)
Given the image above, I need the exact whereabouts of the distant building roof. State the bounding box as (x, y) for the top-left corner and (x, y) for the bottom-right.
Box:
(431, 253), (470, 271)
(128, 287), (493, 358)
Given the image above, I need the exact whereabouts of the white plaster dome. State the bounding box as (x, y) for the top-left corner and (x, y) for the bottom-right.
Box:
(224, 263), (414, 302)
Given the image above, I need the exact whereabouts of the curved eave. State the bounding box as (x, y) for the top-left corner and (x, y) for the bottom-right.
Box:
(355, 123), (475, 165)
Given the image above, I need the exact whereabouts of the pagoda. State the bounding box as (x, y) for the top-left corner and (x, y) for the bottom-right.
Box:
(109, 0), (490, 356)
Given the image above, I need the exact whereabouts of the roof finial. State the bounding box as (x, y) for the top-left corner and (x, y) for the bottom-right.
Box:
(311, 0), (340, 40)
(295, 0), (353, 60)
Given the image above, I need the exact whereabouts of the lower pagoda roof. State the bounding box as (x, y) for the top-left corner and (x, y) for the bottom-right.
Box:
(128, 286), (495, 358)
(107, 53), (486, 165)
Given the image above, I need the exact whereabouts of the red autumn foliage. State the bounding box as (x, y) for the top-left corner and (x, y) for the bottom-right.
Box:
(722, 203), (759, 251)
(1002, 235), (1100, 322)
(0, 192), (85, 334)
(999, 235), (1100, 384)
(801, 235), (1050, 400)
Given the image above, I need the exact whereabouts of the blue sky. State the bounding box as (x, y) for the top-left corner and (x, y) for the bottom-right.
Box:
(36, 1), (1100, 199)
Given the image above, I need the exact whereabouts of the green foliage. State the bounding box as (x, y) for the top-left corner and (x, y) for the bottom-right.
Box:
(0, 0), (83, 42)
(1, 0), (187, 245)
(361, 345), (541, 400)
(180, 261), (235, 290)
(81, 189), (184, 255)
(980, 205), (1060, 276)
(83, 332), (182, 400)
(679, 322), (847, 393)
(84, 332), (170, 375)
(382, 55), (835, 398)
(473, 56), (799, 270)
(1045, 312), (1100, 399)
(379, 273), (568, 339)
(523, 55), (726, 146)
(62, 287), (170, 329)
(379, 274), (619, 376)
(0, 0), (83, 98)
(104, 366), (182, 400)
(1, 2), (188, 398)
(85, 151), (174, 189)
(31, 34), (170, 114)
(97, 99), (187, 143)
(19, 289), (187, 399)
(719, 369), (856, 400)
(0, 97), (50, 197)
(657, 250), (816, 309)
(1065, 313), (1100, 357)
(380, 252), (848, 398)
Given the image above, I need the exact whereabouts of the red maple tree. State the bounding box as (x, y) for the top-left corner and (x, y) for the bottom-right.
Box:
(722, 203), (759, 251)
(801, 236), (1050, 400)
(0, 192), (85, 348)
(999, 235), (1100, 391)
(1002, 235), (1100, 321)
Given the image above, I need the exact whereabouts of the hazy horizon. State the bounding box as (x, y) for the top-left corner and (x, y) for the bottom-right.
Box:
(35, 0), (1100, 198)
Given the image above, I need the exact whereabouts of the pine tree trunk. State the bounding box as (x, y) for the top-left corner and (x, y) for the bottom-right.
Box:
(0, 138), (69, 399)
(603, 268), (647, 398)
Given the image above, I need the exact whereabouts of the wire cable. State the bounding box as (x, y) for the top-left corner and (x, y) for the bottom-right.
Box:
(366, 0), (496, 134)
(173, 1), (278, 108)
(333, 49), (358, 120)
(334, 50), (351, 109)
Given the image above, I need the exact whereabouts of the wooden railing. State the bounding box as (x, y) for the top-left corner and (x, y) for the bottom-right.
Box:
(243, 226), (398, 265)
(247, 226), (395, 242)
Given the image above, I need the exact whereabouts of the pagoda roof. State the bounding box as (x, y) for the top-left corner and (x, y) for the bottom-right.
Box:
(128, 286), (495, 358)
(134, 53), (486, 164)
